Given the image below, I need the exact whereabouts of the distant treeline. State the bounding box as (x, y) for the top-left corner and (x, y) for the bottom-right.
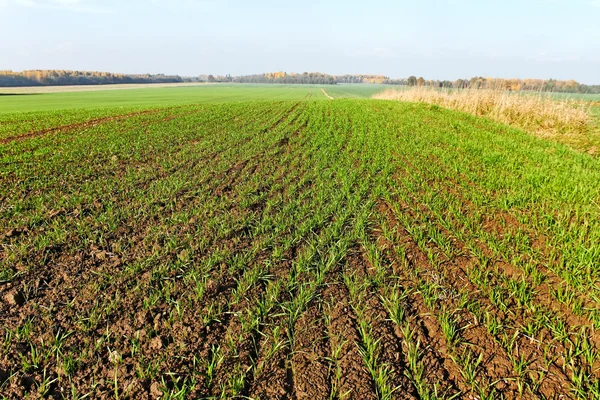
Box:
(203, 72), (405, 85)
(231, 72), (336, 85)
(2, 70), (598, 94)
(0, 70), (191, 87)
(336, 74), (406, 85)
(407, 76), (600, 94)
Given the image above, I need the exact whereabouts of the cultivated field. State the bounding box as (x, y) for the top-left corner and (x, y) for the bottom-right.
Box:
(0, 83), (217, 95)
(1, 87), (600, 399)
(0, 84), (344, 113)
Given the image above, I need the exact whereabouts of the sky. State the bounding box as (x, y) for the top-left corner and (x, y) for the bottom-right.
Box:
(1, 0), (599, 83)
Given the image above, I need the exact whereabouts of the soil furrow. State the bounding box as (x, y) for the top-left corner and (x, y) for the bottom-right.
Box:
(323, 277), (378, 400)
(290, 304), (331, 400)
(344, 250), (420, 400)
(0, 108), (165, 144)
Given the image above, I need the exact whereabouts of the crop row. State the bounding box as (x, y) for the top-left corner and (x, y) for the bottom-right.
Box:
(1, 99), (599, 399)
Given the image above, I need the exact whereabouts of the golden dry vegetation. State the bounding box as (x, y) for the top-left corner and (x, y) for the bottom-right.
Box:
(374, 87), (595, 151)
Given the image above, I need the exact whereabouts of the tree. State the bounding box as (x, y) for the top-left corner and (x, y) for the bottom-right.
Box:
(407, 76), (417, 86)
(453, 79), (467, 89)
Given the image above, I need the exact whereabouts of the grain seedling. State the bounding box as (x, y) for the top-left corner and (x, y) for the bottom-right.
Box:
(2, 94), (599, 398)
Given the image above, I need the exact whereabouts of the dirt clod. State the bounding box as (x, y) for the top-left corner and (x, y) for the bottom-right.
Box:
(150, 336), (163, 350)
(205, 279), (218, 296)
(150, 381), (162, 398)
(5, 229), (20, 238)
(3, 291), (25, 306)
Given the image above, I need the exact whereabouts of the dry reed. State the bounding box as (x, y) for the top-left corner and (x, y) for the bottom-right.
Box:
(373, 87), (591, 139)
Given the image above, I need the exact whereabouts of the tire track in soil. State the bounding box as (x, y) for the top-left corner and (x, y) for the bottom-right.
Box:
(188, 114), (317, 397)
(376, 200), (574, 398)
(0, 108), (166, 144)
(246, 106), (361, 400)
(321, 88), (334, 100)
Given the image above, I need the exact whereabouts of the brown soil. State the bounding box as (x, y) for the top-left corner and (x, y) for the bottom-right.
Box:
(323, 279), (378, 400)
(291, 305), (331, 400)
(344, 251), (420, 399)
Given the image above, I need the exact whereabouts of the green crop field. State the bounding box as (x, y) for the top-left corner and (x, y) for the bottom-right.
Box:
(0, 83), (382, 114)
(549, 92), (600, 102)
(0, 84), (324, 113)
(1, 86), (599, 399)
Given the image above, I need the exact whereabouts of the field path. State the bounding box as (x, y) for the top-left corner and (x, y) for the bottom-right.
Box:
(321, 87), (334, 100)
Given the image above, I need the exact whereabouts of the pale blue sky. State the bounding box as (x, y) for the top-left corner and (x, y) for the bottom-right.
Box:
(1, 0), (599, 83)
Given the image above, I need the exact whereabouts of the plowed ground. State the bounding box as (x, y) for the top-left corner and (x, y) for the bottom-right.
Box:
(1, 99), (600, 399)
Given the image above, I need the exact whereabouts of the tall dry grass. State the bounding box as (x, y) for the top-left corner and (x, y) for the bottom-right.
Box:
(373, 87), (591, 139)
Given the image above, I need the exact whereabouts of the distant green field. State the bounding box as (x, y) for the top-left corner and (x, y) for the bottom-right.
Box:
(0, 83), (387, 113)
(322, 84), (391, 99)
(549, 92), (600, 102)
(0, 84), (321, 113)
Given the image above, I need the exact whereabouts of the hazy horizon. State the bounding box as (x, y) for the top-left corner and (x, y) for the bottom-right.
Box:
(1, 0), (599, 84)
